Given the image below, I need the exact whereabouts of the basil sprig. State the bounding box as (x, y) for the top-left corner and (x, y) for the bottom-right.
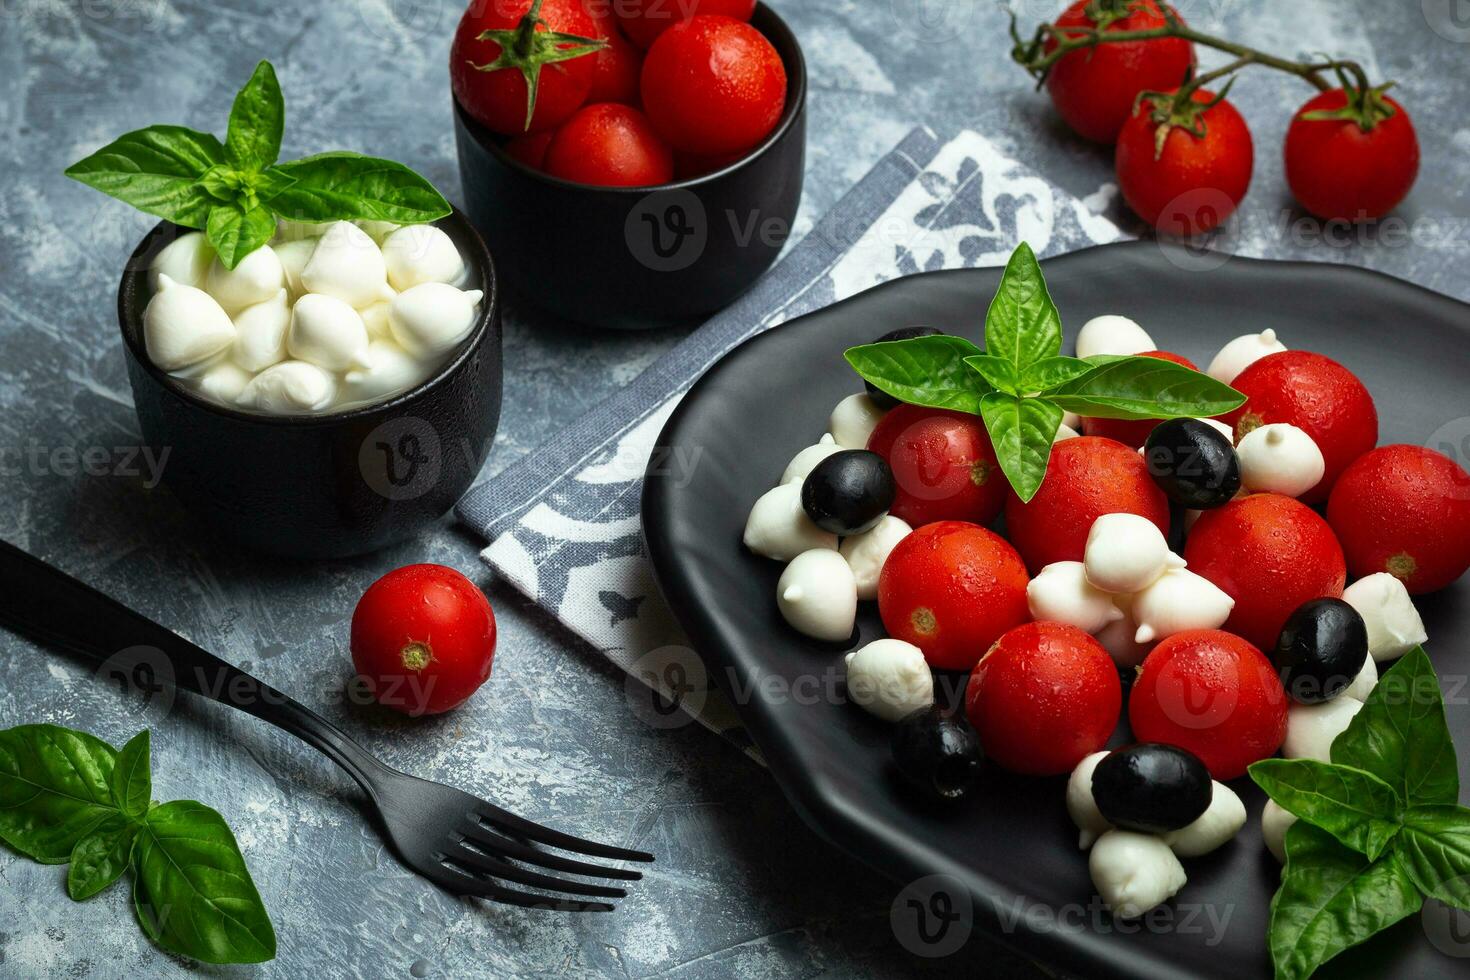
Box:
(1249, 648), (1470, 980)
(65, 60), (450, 270)
(0, 725), (275, 964)
(844, 243), (1246, 501)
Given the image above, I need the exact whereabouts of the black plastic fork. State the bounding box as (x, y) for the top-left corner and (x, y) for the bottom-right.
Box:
(0, 539), (653, 911)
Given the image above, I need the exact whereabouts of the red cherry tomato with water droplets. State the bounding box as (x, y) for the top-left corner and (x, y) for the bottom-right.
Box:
(544, 103), (674, 186)
(866, 405), (1006, 528)
(587, 21), (643, 105)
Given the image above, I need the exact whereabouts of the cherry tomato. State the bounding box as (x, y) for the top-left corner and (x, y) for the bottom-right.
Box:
(450, 0), (601, 135)
(587, 20), (643, 105)
(616, 0), (755, 49)
(1285, 88), (1419, 221)
(1115, 89), (1254, 235)
(504, 130), (556, 169)
(350, 565), (498, 716)
(1080, 350), (1199, 449)
(640, 15), (786, 156)
(866, 404), (1006, 528)
(1043, 0), (1195, 143)
(544, 103), (674, 186)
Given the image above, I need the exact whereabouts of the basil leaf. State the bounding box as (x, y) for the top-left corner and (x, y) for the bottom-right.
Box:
(1269, 822), (1423, 980)
(1046, 356), (1247, 420)
(64, 125), (225, 227)
(1020, 355), (1096, 393)
(1395, 805), (1470, 909)
(268, 151), (451, 224)
(133, 800), (276, 964)
(845, 336), (991, 414)
(984, 242), (1061, 371)
(109, 731), (151, 821)
(1332, 647), (1459, 808)
(0, 725), (119, 863)
(1249, 758), (1403, 861)
(979, 392), (1061, 504)
(964, 354), (1020, 395)
(225, 61), (284, 172)
(207, 203), (277, 271)
(68, 815), (137, 901)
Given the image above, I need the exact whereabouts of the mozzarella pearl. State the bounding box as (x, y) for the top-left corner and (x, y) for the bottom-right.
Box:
(300, 221), (394, 308)
(276, 219), (335, 241)
(205, 244), (285, 313)
(781, 433), (844, 484)
(149, 231), (214, 290)
(1075, 315), (1154, 359)
(1089, 830), (1187, 920)
(1342, 573), (1428, 662)
(231, 288), (291, 372)
(777, 549), (857, 642)
(237, 361), (337, 414)
(192, 360), (253, 405)
(844, 639), (934, 721)
(1131, 568), (1235, 645)
(1262, 799), (1298, 863)
(829, 393), (886, 449)
(1237, 423), (1325, 497)
(1162, 781), (1246, 857)
(359, 299), (393, 339)
(355, 219), (401, 242)
(1067, 751), (1113, 850)
(1028, 561), (1124, 633)
(840, 515), (912, 600)
(1207, 329), (1287, 384)
(1342, 653), (1379, 702)
(143, 275), (237, 371)
(1283, 697), (1364, 762)
(382, 224), (466, 291)
(1096, 608), (1151, 668)
(273, 237), (318, 298)
(288, 293), (372, 371)
(341, 339), (436, 406)
(1062, 410), (1082, 431)
(389, 282), (483, 357)
(1195, 417), (1235, 443)
(1054, 422), (1080, 442)
(744, 482), (838, 561)
(1084, 513), (1183, 594)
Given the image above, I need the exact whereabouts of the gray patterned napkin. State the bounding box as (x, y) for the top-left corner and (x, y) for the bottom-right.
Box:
(456, 126), (1124, 747)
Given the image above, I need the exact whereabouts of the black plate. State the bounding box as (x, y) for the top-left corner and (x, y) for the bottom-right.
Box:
(643, 241), (1470, 980)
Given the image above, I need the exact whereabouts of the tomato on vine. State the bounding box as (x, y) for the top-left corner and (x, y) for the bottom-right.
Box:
(1284, 86), (1419, 221)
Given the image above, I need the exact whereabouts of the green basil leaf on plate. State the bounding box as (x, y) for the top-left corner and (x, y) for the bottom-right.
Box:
(983, 242), (1062, 371)
(1249, 758), (1403, 861)
(224, 60), (284, 172)
(1019, 355), (1097, 393)
(1045, 355), (1247, 420)
(108, 731), (152, 821)
(964, 354), (1021, 395)
(63, 125), (225, 228)
(269, 151), (452, 224)
(0, 725), (119, 863)
(133, 800), (276, 964)
(207, 203), (278, 271)
(845, 336), (991, 414)
(1394, 805), (1470, 909)
(68, 815), (138, 901)
(979, 392), (1061, 504)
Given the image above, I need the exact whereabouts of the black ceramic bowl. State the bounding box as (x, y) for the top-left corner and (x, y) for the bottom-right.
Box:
(117, 209), (502, 560)
(452, 3), (807, 329)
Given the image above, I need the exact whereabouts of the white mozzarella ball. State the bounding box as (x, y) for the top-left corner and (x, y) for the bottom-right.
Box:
(355, 219), (401, 242)
(1028, 561), (1124, 633)
(1342, 653), (1379, 702)
(1262, 799), (1298, 863)
(1237, 423), (1325, 497)
(231, 288), (291, 372)
(840, 516), (912, 600)
(359, 299), (394, 339)
(1343, 573), (1428, 662)
(300, 221), (394, 308)
(781, 433), (844, 485)
(273, 237), (318, 298)
(1131, 568), (1235, 645)
(1062, 410), (1082, 430)
(1195, 417), (1235, 443)
(1067, 751), (1113, 850)
(777, 549), (858, 642)
(1083, 512), (1183, 594)
(204, 244), (285, 313)
(192, 361), (253, 405)
(149, 231), (214, 290)
(1283, 697), (1364, 763)
(341, 339), (436, 406)
(143, 275), (237, 371)
(844, 639), (934, 721)
(1096, 608), (1151, 668)
(382, 224), (466, 291)
(275, 219), (334, 241)
(237, 361), (336, 414)
(389, 282), (483, 357)
(1089, 830), (1187, 920)
(743, 482), (838, 561)
(1207, 329), (1287, 384)
(829, 393), (886, 449)
(1054, 422), (1080, 442)
(1162, 781), (1246, 857)
(1075, 315), (1154, 359)
(288, 293), (372, 371)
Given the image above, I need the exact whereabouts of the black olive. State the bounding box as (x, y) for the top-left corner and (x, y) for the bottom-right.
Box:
(801, 450), (896, 535)
(865, 326), (942, 408)
(1273, 597), (1369, 704)
(1143, 418), (1242, 509)
(891, 706), (984, 802)
(1092, 743), (1212, 833)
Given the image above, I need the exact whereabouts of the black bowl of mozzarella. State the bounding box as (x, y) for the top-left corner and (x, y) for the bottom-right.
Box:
(116, 209), (502, 559)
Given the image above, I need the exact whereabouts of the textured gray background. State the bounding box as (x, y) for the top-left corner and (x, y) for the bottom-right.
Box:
(2, 0), (1468, 977)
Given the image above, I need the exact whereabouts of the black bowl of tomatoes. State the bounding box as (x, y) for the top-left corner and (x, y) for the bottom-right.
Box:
(450, 0), (806, 329)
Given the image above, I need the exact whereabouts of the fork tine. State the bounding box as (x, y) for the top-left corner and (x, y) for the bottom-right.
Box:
(459, 818), (644, 881)
(435, 868), (616, 912)
(472, 802), (656, 863)
(444, 843), (628, 899)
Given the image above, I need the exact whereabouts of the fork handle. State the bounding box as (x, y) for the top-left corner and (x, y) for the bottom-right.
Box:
(0, 538), (386, 793)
